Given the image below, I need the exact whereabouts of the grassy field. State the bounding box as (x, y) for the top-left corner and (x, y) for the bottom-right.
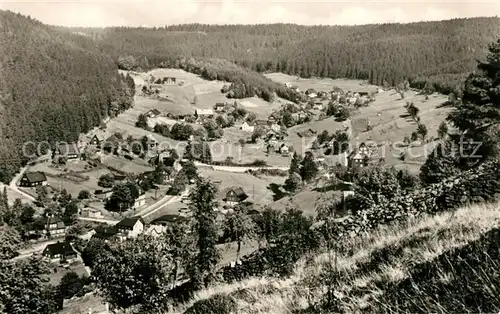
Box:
(262, 73), (450, 172)
(265, 73), (379, 93)
(165, 201), (500, 314)
(28, 161), (113, 197)
(271, 188), (341, 216)
(198, 169), (286, 207)
(100, 154), (153, 174)
(47, 261), (89, 286)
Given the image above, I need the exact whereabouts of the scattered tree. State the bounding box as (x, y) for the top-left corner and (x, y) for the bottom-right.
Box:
(186, 178), (220, 288)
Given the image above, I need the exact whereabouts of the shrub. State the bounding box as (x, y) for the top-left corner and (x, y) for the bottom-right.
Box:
(184, 294), (237, 314)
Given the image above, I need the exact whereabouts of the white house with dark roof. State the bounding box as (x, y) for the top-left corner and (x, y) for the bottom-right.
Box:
(194, 109), (214, 119)
(116, 216), (145, 240)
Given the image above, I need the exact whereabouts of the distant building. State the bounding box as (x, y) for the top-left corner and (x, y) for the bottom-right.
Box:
(214, 103), (226, 112)
(92, 225), (118, 242)
(146, 134), (158, 148)
(56, 143), (80, 159)
(240, 121), (255, 133)
(284, 82), (292, 88)
(348, 142), (372, 169)
(267, 115), (277, 125)
(89, 134), (103, 147)
(133, 193), (146, 209)
(164, 77), (176, 85)
(20, 171), (48, 187)
(44, 216), (66, 236)
(43, 242), (77, 263)
(116, 216), (145, 240)
(224, 187), (249, 206)
(194, 109), (214, 119)
(279, 144), (290, 155)
(253, 120), (269, 127)
(95, 189), (113, 201)
(81, 207), (104, 219)
(145, 109), (161, 118)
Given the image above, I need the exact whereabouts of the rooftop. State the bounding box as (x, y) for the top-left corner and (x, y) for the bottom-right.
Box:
(24, 171), (47, 183)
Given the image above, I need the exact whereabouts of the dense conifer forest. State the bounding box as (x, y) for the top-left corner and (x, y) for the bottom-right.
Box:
(0, 11), (135, 182)
(74, 17), (500, 94)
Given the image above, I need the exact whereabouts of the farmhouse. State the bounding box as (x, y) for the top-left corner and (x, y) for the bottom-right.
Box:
(81, 207), (104, 219)
(214, 103), (226, 112)
(240, 121), (255, 133)
(194, 109), (214, 119)
(89, 134), (103, 146)
(348, 143), (372, 169)
(145, 109), (161, 118)
(57, 143), (80, 159)
(279, 144), (290, 155)
(224, 187), (249, 206)
(43, 242), (77, 263)
(116, 216), (145, 240)
(92, 225), (118, 242)
(267, 115), (277, 125)
(164, 77), (176, 85)
(44, 216), (66, 236)
(253, 120), (269, 127)
(20, 171), (48, 187)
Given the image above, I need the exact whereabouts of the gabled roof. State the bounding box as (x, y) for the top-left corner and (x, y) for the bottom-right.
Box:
(146, 109), (161, 116)
(23, 171), (47, 183)
(57, 143), (79, 155)
(93, 225), (118, 240)
(253, 120), (268, 126)
(195, 109), (214, 115)
(225, 187), (248, 201)
(116, 216), (145, 230)
(105, 134), (121, 144)
(214, 103), (225, 107)
(43, 242), (76, 257)
(46, 216), (65, 230)
(151, 214), (188, 226)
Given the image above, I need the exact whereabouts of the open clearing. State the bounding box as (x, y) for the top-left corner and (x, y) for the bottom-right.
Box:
(265, 72), (379, 92)
(198, 168), (286, 207)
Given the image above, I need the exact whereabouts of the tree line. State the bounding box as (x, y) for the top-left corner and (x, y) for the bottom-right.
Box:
(71, 17), (499, 96)
(0, 11), (135, 182)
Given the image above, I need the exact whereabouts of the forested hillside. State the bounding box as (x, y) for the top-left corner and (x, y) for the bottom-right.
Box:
(0, 11), (135, 182)
(74, 17), (500, 94)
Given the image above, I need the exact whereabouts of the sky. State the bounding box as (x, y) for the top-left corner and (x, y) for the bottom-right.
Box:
(0, 0), (498, 27)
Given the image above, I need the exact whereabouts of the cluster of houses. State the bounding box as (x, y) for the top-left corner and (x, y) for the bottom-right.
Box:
(42, 184), (254, 264)
(240, 115), (280, 133)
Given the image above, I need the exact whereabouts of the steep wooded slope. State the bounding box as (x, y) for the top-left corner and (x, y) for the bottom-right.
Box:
(0, 11), (134, 181)
(75, 17), (500, 93)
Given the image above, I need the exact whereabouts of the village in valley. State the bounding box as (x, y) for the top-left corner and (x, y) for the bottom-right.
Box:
(7, 67), (450, 312)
